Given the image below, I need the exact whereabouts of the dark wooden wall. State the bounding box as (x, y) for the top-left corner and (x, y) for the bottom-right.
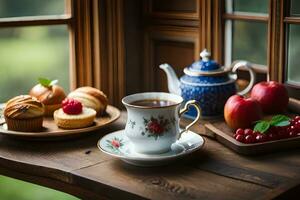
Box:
(124, 0), (143, 95)
(143, 0), (201, 93)
(124, 0), (201, 94)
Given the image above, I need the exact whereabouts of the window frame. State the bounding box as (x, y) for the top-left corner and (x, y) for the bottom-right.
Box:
(268, 0), (300, 99)
(209, 0), (299, 100)
(281, 0), (300, 92)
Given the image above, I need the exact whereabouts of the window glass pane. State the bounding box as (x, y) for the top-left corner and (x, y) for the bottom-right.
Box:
(290, 0), (300, 16)
(0, 25), (69, 102)
(0, 0), (65, 18)
(287, 24), (300, 85)
(231, 0), (268, 14)
(232, 20), (267, 65)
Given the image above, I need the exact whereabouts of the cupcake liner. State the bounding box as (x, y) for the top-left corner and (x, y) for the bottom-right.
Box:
(5, 116), (43, 132)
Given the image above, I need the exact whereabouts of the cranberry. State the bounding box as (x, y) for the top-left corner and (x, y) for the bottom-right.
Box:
(267, 126), (276, 134)
(283, 127), (289, 133)
(253, 131), (260, 137)
(277, 130), (289, 139)
(290, 126), (296, 132)
(289, 131), (297, 137)
(244, 129), (253, 135)
(294, 123), (300, 130)
(268, 133), (279, 141)
(62, 98), (83, 115)
(294, 116), (300, 121)
(256, 134), (268, 143)
(236, 128), (244, 135)
(245, 134), (256, 144)
(235, 134), (245, 143)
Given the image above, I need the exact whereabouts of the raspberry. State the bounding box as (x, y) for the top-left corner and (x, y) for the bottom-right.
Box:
(62, 98), (83, 115)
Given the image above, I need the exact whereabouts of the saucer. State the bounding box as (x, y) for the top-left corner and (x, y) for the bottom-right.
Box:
(97, 129), (204, 167)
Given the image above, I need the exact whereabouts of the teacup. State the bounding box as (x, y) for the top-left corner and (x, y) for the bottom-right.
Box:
(122, 92), (201, 154)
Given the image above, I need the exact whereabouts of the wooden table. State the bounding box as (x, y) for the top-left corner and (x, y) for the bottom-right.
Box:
(0, 112), (299, 200)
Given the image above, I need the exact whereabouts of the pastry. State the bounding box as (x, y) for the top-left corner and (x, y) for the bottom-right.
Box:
(29, 78), (66, 116)
(4, 95), (45, 132)
(54, 98), (96, 129)
(67, 86), (108, 116)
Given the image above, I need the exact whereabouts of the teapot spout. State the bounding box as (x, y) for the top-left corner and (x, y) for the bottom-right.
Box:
(159, 63), (181, 96)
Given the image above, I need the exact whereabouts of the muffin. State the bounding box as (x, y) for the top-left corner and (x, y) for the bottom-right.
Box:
(4, 95), (45, 132)
(29, 78), (66, 116)
(68, 86), (108, 116)
(54, 98), (96, 129)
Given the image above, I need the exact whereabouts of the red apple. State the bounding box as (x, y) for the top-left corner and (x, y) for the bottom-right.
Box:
(224, 95), (262, 130)
(250, 81), (289, 113)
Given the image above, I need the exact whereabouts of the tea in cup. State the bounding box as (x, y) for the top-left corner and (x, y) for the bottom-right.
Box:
(122, 92), (201, 154)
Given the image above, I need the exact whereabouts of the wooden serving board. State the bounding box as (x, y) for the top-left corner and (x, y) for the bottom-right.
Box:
(0, 105), (120, 140)
(204, 113), (300, 155)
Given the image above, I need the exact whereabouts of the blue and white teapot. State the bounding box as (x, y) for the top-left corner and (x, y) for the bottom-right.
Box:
(159, 49), (256, 118)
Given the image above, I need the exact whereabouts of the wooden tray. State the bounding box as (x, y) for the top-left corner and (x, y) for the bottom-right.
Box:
(204, 115), (300, 155)
(0, 105), (120, 140)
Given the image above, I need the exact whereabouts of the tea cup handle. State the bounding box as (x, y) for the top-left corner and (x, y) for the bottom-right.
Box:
(231, 61), (256, 96)
(178, 100), (201, 139)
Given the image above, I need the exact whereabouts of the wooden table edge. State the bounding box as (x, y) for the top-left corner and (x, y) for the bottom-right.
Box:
(0, 157), (148, 200)
(0, 153), (299, 200)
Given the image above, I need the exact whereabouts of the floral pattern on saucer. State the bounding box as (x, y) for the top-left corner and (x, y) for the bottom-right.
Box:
(106, 137), (124, 154)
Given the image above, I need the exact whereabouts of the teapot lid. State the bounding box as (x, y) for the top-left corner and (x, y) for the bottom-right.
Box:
(184, 49), (230, 76)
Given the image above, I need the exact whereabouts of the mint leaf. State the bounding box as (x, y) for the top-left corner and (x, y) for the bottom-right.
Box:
(254, 120), (263, 124)
(49, 79), (58, 86)
(273, 121), (290, 127)
(38, 78), (51, 87)
(254, 121), (270, 134)
(38, 78), (58, 87)
(270, 115), (291, 126)
(253, 114), (291, 134)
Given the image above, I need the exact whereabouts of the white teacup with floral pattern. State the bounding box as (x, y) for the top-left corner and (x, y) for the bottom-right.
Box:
(122, 92), (201, 154)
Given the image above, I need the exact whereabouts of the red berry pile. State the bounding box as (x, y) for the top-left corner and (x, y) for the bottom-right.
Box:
(62, 98), (83, 115)
(233, 116), (300, 144)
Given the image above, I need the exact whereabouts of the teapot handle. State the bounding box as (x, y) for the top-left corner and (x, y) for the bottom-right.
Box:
(231, 61), (256, 96)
